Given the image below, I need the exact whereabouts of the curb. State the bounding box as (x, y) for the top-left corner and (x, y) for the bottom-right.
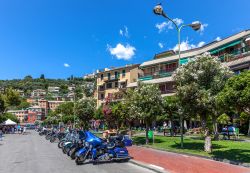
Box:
(134, 145), (250, 168)
(129, 159), (169, 173)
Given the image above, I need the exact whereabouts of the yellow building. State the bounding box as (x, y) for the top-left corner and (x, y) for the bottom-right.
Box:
(96, 64), (141, 107)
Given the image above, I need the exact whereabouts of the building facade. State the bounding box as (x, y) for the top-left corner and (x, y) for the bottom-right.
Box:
(128, 30), (250, 96)
(38, 99), (65, 116)
(96, 64), (141, 107)
(7, 110), (28, 123)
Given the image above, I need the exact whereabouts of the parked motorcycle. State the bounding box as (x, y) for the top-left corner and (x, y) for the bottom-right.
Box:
(75, 131), (131, 165)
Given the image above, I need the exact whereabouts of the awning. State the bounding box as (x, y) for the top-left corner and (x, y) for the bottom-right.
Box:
(2, 119), (17, 125)
(210, 40), (241, 54)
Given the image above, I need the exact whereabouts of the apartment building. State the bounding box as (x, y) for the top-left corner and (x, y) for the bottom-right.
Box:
(38, 99), (65, 116)
(96, 64), (141, 107)
(31, 89), (46, 98)
(127, 30), (250, 96)
(7, 110), (28, 123)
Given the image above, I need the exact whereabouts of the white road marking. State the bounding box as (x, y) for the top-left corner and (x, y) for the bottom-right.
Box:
(149, 164), (165, 170)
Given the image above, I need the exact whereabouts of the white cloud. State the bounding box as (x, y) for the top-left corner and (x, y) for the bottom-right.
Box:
(197, 41), (206, 47)
(64, 63), (70, 67)
(158, 42), (164, 48)
(173, 18), (184, 26)
(107, 43), (136, 60)
(215, 36), (222, 41)
(156, 18), (183, 33)
(119, 29), (123, 36)
(119, 26), (129, 38)
(173, 39), (205, 52)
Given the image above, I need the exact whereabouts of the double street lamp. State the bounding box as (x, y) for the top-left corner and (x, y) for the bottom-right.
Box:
(153, 3), (201, 148)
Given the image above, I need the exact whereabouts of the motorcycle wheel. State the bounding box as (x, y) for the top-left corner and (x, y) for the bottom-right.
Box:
(75, 156), (86, 165)
(58, 141), (63, 148)
(62, 147), (68, 154)
(50, 137), (56, 143)
(70, 148), (76, 160)
(45, 135), (51, 140)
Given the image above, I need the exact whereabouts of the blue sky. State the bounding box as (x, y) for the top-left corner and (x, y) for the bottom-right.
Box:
(0, 0), (250, 79)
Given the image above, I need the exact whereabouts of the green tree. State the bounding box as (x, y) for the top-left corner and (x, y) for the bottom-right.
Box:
(17, 100), (31, 109)
(3, 88), (21, 108)
(111, 102), (127, 130)
(94, 106), (104, 120)
(24, 75), (33, 81)
(0, 94), (5, 114)
(40, 74), (45, 80)
(128, 83), (164, 144)
(75, 97), (96, 129)
(174, 54), (232, 152)
(217, 70), (250, 136)
(60, 84), (69, 95)
(163, 96), (179, 136)
(0, 113), (19, 123)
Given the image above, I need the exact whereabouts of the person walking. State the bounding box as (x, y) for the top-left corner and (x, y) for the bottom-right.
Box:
(0, 129), (3, 141)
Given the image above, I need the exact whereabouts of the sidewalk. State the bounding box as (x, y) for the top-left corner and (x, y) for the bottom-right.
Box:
(128, 146), (250, 173)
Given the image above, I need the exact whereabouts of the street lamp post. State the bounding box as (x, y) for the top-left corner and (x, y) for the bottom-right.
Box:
(73, 90), (76, 129)
(153, 3), (201, 148)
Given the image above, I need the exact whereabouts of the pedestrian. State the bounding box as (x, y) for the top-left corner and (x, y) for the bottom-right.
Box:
(23, 126), (26, 135)
(0, 129), (3, 141)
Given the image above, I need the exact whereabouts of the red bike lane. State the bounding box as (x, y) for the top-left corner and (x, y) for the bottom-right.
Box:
(128, 146), (250, 173)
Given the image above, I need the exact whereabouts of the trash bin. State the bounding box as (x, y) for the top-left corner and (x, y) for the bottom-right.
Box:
(148, 130), (153, 139)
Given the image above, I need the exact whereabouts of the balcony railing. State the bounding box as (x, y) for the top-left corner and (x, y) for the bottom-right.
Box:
(139, 71), (173, 81)
(218, 46), (250, 63)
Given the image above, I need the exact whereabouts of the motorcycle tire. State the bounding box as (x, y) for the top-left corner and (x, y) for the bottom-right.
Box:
(58, 141), (63, 148)
(50, 136), (56, 143)
(45, 135), (51, 140)
(75, 156), (86, 165)
(70, 148), (76, 160)
(63, 147), (67, 154)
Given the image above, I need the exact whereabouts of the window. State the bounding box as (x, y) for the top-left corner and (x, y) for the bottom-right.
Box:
(100, 94), (104, 100)
(115, 71), (120, 79)
(108, 73), (111, 80)
(101, 74), (104, 80)
(106, 82), (112, 89)
(122, 70), (126, 77)
(115, 82), (118, 88)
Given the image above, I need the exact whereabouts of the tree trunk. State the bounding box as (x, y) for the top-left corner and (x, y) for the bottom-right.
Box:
(201, 114), (212, 153)
(212, 115), (219, 141)
(248, 119), (250, 137)
(189, 119), (192, 129)
(170, 113), (174, 137)
(145, 122), (149, 145)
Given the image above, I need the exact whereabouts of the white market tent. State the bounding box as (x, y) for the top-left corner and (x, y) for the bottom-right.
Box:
(2, 119), (17, 125)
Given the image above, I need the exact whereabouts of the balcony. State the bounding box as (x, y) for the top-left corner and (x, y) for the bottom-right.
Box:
(139, 71), (173, 81)
(218, 46), (250, 63)
(104, 75), (119, 82)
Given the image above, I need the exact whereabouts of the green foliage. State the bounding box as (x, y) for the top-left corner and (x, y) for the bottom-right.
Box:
(60, 84), (69, 95)
(40, 74), (45, 80)
(111, 101), (127, 129)
(0, 94), (5, 114)
(174, 54), (232, 126)
(217, 113), (231, 125)
(217, 70), (250, 135)
(55, 102), (74, 116)
(217, 70), (250, 114)
(94, 106), (104, 120)
(17, 99), (30, 110)
(75, 97), (96, 128)
(0, 112), (19, 123)
(3, 88), (21, 108)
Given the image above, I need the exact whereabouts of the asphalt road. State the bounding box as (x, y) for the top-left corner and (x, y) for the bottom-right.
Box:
(0, 130), (155, 173)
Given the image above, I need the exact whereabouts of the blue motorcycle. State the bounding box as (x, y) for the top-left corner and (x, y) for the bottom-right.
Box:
(75, 131), (131, 165)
